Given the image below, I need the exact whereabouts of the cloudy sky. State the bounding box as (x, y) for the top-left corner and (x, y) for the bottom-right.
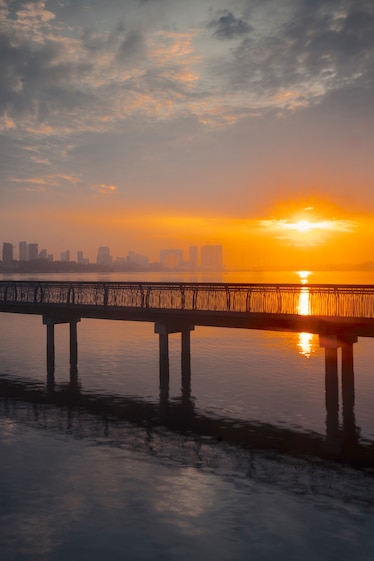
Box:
(1, 0), (373, 268)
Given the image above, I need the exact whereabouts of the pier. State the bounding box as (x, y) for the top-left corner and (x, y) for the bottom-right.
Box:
(1, 280), (374, 423)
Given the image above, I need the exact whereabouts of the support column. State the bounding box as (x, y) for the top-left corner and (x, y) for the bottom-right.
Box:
(181, 329), (192, 400)
(320, 335), (339, 440)
(46, 323), (55, 376)
(43, 315), (81, 381)
(324, 346), (339, 413)
(159, 332), (170, 389)
(155, 322), (194, 404)
(341, 338), (358, 447)
(154, 324), (170, 403)
(69, 320), (79, 372)
(341, 341), (355, 412)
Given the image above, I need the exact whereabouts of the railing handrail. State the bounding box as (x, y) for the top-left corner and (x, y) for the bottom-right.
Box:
(1, 280), (374, 318)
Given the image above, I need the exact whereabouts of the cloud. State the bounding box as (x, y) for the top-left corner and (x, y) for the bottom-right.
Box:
(92, 183), (118, 195)
(206, 0), (374, 112)
(208, 10), (252, 40)
(10, 176), (48, 185)
(117, 29), (146, 62)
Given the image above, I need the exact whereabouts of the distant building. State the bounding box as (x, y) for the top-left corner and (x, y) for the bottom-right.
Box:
(2, 242), (14, 263)
(160, 249), (184, 269)
(61, 250), (70, 262)
(39, 249), (48, 260)
(77, 250), (89, 265)
(28, 243), (39, 261)
(201, 245), (223, 271)
(114, 257), (127, 267)
(96, 246), (112, 266)
(189, 246), (198, 271)
(19, 241), (28, 261)
(47, 254), (54, 262)
(127, 251), (149, 268)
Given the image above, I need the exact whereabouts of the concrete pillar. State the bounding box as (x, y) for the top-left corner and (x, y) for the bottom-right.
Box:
(324, 346), (339, 413)
(69, 320), (78, 371)
(155, 322), (194, 403)
(341, 341), (355, 412)
(43, 315), (81, 379)
(340, 339), (358, 447)
(46, 323), (55, 375)
(181, 329), (191, 399)
(159, 332), (170, 392)
(319, 335), (339, 441)
(320, 336), (339, 414)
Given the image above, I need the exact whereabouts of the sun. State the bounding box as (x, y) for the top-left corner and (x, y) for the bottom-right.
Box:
(293, 220), (314, 232)
(285, 219), (333, 233)
(259, 206), (355, 246)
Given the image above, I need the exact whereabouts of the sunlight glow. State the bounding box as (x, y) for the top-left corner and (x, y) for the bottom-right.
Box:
(297, 270), (311, 284)
(259, 207), (356, 248)
(260, 217), (354, 234)
(297, 332), (315, 358)
(296, 270), (316, 358)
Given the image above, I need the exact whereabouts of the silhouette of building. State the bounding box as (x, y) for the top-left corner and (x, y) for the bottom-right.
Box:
(28, 243), (39, 261)
(201, 245), (223, 271)
(77, 251), (89, 265)
(127, 251), (149, 268)
(2, 242), (14, 263)
(114, 257), (127, 267)
(96, 246), (112, 266)
(61, 250), (70, 262)
(189, 246), (198, 271)
(160, 249), (184, 269)
(19, 241), (28, 261)
(39, 249), (48, 260)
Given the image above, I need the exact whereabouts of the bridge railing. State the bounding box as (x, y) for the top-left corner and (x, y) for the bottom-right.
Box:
(1, 281), (374, 318)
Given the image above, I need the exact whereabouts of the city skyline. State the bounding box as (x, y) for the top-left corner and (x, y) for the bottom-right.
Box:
(1, 1), (373, 270)
(1, 239), (225, 271)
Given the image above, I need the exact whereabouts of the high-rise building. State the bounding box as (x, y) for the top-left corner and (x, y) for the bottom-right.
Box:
(28, 243), (39, 261)
(189, 246), (198, 270)
(201, 245), (223, 271)
(61, 250), (70, 262)
(77, 251), (89, 265)
(96, 246), (112, 266)
(127, 251), (149, 268)
(19, 241), (28, 261)
(2, 242), (14, 263)
(160, 249), (184, 269)
(39, 249), (47, 259)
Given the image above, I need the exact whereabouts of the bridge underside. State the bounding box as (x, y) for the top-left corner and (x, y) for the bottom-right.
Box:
(2, 303), (374, 338)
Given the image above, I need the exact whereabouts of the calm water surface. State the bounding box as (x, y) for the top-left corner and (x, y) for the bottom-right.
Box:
(1, 271), (374, 560)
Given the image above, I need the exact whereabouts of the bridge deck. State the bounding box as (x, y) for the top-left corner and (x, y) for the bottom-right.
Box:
(1, 281), (374, 337)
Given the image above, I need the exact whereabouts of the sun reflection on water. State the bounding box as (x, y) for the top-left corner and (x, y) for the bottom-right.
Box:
(296, 271), (316, 358)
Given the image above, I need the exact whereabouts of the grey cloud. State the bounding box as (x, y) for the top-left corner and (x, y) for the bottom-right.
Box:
(218, 0), (374, 109)
(208, 10), (252, 40)
(0, 31), (93, 122)
(117, 29), (146, 61)
(81, 28), (114, 52)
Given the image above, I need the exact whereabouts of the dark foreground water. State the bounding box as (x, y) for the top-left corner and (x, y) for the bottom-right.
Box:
(1, 271), (374, 560)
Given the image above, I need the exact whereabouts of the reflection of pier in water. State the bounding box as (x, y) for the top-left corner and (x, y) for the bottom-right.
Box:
(0, 372), (372, 469)
(2, 280), (374, 437)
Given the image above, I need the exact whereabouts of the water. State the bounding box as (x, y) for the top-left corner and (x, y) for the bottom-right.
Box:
(1, 271), (374, 560)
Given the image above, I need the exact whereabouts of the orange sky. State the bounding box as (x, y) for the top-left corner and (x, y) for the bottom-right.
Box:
(2, 201), (372, 270)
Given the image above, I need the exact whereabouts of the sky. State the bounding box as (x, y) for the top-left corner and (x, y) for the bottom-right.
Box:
(1, 0), (374, 269)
